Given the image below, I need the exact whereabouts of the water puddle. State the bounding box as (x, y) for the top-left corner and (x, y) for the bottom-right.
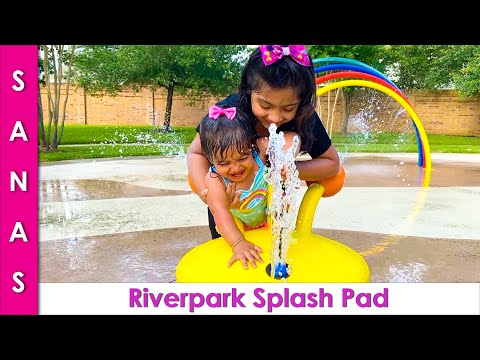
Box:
(40, 179), (191, 203)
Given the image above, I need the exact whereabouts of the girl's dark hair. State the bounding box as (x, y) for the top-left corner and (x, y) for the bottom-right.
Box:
(199, 105), (258, 164)
(238, 46), (317, 153)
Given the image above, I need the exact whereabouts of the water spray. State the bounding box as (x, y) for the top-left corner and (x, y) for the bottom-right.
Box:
(265, 124), (301, 279)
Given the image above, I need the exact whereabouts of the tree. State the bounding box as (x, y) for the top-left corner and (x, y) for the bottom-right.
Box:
(71, 45), (124, 95)
(307, 45), (480, 135)
(454, 49), (480, 96)
(38, 45), (76, 151)
(383, 45), (480, 97)
(74, 45), (248, 131)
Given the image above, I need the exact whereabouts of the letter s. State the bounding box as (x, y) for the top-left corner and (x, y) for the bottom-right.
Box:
(12, 271), (25, 293)
(12, 70), (25, 91)
(252, 288), (266, 308)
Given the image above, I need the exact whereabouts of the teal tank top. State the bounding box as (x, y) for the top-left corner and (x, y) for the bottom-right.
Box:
(210, 151), (268, 228)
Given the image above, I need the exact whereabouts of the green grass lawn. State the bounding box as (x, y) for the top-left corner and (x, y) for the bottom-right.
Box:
(38, 125), (480, 162)
(50, 124), (196, 145)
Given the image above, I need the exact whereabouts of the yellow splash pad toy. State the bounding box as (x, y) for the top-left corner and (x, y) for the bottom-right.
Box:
(177, 166), (370, 282)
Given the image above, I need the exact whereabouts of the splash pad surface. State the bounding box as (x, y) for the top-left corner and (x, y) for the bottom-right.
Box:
(39, 154), (480, 283)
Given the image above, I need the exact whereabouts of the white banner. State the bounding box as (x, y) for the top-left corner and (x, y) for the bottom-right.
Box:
(39, 283), (480, 315)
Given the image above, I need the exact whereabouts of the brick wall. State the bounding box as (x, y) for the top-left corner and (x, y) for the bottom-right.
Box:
(40, 85), (480, 136)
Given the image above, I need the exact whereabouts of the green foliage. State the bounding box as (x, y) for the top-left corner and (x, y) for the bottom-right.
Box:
(73, 45), (248, 130)
(453, 47), (480, 97)
(307, 45), (480, 97)
(381, 45), (480, 96)
(307, 45), (387, 73)
(72, 45), (125, 95)
(73, 45), (247, 98)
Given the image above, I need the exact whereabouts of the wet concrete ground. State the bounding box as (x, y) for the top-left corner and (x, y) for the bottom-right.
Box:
(39, 153), (480, 283)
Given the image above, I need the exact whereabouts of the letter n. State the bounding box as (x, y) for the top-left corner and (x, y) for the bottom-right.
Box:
(11, 171), (27, 191)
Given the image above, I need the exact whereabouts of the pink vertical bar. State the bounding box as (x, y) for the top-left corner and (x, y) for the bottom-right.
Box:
(0, 45), (38, 314)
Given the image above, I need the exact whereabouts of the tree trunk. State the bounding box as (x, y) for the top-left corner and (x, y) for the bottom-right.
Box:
(42, 45), (53, 150)
(152, 88), (157, 126)
(39, 45), (76, 151)
(84, 89), (88, 125)
(58, 45), (75, 145)
(163, 83), (175, 131)
(38, 83), (47, 149)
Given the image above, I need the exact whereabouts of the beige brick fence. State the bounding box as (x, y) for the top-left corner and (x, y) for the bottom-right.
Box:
(40, 85), (480, 136)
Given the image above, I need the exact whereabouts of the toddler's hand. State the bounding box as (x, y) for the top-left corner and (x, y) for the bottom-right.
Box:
(225, 182), (242, 209)
(228, 239), (263, 270)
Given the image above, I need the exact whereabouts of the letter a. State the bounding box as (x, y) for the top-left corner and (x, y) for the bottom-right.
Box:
(9, 121), (28, 141)
(9, 222), (28, 242)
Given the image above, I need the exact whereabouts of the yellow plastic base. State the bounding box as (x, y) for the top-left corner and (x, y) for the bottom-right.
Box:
(176, 228), (370, 283)
(179, 168), (370, 283)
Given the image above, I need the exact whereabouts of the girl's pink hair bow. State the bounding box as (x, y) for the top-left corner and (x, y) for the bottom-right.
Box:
(208, 106), (237, 120)
(259, 45), (311, 67)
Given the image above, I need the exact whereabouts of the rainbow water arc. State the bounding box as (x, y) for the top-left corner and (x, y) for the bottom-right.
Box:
(314, 57), (427, 168)
(316, 79), (431, 186)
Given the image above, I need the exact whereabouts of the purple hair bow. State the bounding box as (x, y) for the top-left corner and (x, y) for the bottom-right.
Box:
(209, 105), (236, 120)
(259, 45), (311, 67)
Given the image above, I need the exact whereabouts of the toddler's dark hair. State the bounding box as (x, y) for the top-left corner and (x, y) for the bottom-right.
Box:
(199, 105), (258, 164)
(238, 46), (317, 152)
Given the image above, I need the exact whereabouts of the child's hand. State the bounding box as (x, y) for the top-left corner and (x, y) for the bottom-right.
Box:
(228, 239), (264, 270)
(225, 182), (243, 209)
(200, 184), (241, 208)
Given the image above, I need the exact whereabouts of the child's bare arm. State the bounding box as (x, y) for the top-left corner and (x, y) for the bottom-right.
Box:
(283, 131), (302, 156)
(206, 176), (244, 247)
(187, 134), (210, 201)
(205, 174), (264, 269)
